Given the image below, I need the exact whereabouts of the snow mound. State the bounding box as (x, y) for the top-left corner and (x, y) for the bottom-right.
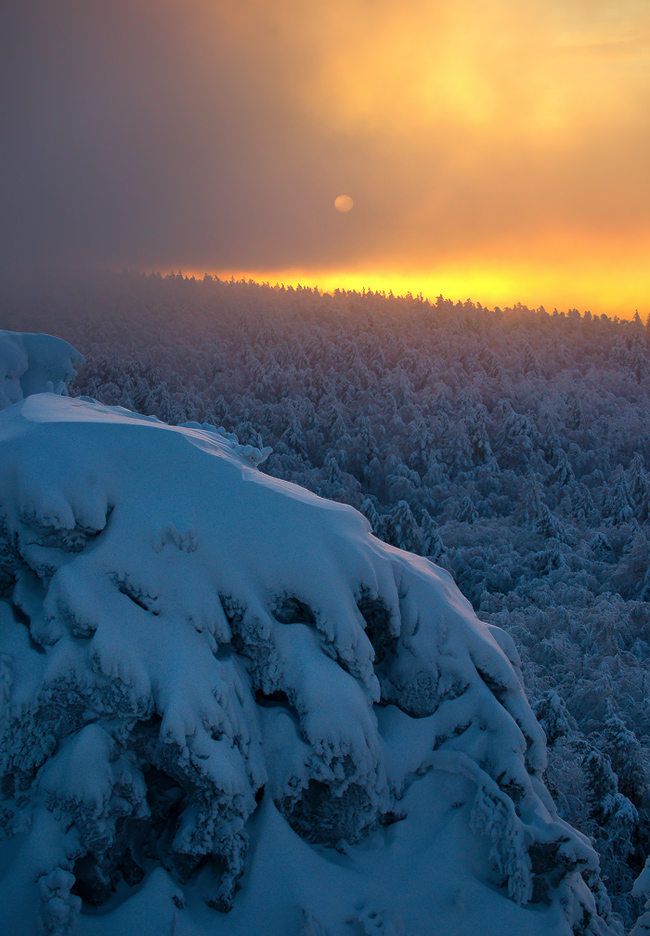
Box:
(0, 330), (84, 409)
(0, 394), (614, 935)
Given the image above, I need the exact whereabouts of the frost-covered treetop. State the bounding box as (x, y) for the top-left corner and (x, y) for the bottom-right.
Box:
(0, 330), (83, 409)
(0, 393), (613, 934)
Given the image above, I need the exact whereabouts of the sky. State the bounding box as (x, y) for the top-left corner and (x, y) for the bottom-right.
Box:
(2, 0), (650, 316)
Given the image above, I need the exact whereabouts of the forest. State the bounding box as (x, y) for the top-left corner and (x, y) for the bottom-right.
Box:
(4, 269), (650, 929)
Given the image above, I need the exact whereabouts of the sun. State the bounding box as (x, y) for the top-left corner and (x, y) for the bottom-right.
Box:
(334, 194), (354, 212)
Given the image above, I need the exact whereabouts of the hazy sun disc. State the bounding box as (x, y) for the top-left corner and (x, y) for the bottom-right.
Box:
(334, 194), (354, 212)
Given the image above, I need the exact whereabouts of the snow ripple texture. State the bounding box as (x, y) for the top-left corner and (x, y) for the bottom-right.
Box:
(0, 390), (615, 934)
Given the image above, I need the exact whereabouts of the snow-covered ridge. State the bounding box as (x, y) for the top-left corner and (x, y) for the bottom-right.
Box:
(0, 330), (84, 409)
(0, 392), (615, 934)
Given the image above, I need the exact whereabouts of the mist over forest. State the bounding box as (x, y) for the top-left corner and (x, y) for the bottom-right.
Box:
(4, 269), (650, 928)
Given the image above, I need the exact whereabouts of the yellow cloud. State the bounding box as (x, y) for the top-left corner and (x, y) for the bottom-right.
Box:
(273, 0), (650, 151)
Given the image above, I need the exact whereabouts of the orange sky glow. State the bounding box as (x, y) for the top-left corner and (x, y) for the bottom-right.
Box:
(191, 0), (650, 317)
(4, 0), (650, 317)
(208, 228), (650, 316)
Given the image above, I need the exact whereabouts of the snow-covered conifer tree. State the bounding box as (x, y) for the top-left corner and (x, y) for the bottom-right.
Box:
(420, 509), (444, 562)
(534, 690), (571, 746)
(0, 383), (617, 935)
(603, 712), (647, 806)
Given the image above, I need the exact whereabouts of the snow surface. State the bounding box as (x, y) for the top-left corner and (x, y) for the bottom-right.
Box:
(0, 393), (616, 935)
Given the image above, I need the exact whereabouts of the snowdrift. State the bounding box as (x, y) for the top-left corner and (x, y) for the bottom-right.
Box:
(0, 392), (615, 935)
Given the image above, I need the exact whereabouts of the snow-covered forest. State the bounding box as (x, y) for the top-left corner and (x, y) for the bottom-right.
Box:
(4, 270), (650, 930)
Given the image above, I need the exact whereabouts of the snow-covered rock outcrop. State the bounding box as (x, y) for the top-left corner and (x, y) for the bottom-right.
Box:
(0, 330), (83, 409)
(0, 392), (617, 935)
